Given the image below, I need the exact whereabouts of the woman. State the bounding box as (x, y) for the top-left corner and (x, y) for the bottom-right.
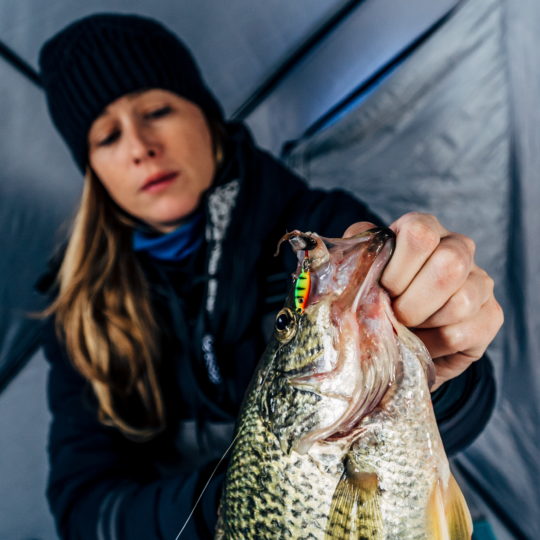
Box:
(37, 13), (502, 540)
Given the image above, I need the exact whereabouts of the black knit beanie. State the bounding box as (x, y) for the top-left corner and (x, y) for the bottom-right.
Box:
(39, 13), (224, 173)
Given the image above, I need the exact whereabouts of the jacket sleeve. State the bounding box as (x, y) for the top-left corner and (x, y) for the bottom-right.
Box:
(43, 318), (223, 540)
(431, 353), (495, 456)
(280, 185), (496, 455)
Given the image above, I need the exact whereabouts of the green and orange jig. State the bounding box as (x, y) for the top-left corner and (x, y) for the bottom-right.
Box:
(294, 254), (311, 314)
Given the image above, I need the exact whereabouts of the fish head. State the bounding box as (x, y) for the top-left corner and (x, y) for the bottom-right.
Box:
(260, 227), (405, 455)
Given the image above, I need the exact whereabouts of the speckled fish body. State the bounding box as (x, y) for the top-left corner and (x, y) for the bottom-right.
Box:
(216, 228), (472, 539)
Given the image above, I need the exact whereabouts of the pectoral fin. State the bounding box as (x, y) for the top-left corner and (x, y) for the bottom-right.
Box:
(427, 475), (473, 540)
(325, 460), (383, 539)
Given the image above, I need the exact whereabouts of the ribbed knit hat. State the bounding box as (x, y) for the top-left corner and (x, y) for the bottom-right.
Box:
(39, 13), (224, 173)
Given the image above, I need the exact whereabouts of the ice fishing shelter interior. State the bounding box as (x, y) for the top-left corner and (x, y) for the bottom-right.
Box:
(1, 0), (538, 538)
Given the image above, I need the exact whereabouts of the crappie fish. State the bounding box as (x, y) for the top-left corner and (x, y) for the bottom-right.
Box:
(216, 228), (472, 539)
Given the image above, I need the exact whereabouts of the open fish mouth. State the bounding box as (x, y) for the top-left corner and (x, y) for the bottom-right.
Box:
(283, 227), (396, 320)
(281, 227), (399, 452)
(348, 229), (396, 315)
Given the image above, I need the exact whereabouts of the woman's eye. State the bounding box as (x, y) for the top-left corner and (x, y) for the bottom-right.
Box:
(97, 130), (120, 146)
(145, 106), (172, 119)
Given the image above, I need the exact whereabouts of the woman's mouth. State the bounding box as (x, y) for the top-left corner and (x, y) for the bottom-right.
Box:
(141, 171), (179, 192)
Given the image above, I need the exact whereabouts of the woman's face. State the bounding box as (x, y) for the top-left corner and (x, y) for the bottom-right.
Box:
(88, 89), (216, 233)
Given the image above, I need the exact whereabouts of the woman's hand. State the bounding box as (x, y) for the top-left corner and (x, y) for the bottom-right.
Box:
(344, 213), (504, 391)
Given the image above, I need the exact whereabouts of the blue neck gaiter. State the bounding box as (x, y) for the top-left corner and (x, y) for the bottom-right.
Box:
(132, 210), (204, 262)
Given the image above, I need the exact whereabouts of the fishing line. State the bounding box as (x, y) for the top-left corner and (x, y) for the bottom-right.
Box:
(174, 352), (278, 538)
(174, 429), (241, 539)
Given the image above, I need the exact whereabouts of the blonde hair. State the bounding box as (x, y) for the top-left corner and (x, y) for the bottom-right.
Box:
(45, 115), (225, 440)
(46, 168), (165, 440)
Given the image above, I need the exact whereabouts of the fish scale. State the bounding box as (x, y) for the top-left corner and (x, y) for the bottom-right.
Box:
(215, 229), (472, 539)
(362, 349), (447, 538)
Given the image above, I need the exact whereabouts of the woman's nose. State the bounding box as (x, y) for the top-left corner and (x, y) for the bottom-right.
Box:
(133, 147), (157, 165)
(126, 125), (161, 164)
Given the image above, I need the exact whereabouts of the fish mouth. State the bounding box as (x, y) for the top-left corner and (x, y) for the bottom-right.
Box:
(285, 227), (398, 452)
(347, 226), (395, 264)
(349, 227), (395, 312)
(363, 227), (395, 256)
(278, 227), (395, 299)
(329, 228), (397, 441)
(304, 227), (395, 309)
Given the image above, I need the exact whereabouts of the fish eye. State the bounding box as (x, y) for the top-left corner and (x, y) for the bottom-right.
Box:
(275, 308), (296, 343)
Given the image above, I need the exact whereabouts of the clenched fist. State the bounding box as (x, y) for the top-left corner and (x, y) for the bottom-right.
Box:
(344, 212), (504, 391)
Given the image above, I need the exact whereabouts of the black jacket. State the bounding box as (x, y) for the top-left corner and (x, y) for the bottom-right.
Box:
(39, 123), (495, 540)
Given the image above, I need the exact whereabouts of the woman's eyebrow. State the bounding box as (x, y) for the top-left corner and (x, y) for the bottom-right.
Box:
(93, 91), (163, 126)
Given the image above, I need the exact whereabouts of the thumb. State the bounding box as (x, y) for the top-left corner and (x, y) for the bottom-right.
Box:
(342, 221), (377, 238)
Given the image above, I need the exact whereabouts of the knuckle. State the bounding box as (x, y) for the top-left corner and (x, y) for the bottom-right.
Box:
(475, 267), (495, 297)
(433, 246), (469, 285)
(403, 218), (440, 252)
(447, 289), (474, 321)
(442, 325), (466, 353)
(459, 234), (476, 257)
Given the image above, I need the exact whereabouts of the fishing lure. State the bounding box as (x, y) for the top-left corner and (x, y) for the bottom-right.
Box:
(294, 254), (311, 314)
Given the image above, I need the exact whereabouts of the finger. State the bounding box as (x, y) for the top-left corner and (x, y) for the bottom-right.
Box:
(381, 213), (447, 298)
(413, 296), (504, 360)
(391, 233), (475, 327)
(430, 353), (477, 391)
(342, 221), (377, 238)
(416, 265), (494, 329)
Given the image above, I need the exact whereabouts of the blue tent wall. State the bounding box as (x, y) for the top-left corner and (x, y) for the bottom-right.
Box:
(280, 1), (539, 537)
